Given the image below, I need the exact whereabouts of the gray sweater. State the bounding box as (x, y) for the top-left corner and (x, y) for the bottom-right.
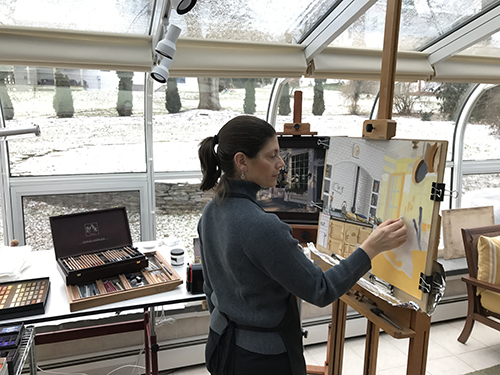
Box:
(197, 180), (371, 355)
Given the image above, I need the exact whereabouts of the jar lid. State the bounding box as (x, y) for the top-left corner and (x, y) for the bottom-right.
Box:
(171, 248), (184, 256)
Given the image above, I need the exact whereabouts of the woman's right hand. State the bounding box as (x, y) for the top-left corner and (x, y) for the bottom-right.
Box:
(360, 218), (407, 260)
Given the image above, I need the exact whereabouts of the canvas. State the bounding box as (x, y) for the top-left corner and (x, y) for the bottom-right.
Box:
(317, 137), (448, 312)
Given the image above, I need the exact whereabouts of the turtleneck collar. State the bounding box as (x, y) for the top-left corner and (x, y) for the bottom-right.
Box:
(227, 179), (261, 200)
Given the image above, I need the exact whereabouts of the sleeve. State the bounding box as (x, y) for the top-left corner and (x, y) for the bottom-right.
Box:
(198, 220), (215, 313)
(243, 214), (371, 307)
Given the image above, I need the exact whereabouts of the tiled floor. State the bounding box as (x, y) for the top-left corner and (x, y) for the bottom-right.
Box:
(164, 318), (500, 375)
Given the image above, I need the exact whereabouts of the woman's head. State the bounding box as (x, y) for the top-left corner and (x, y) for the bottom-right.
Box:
(198, 115), (281, 194)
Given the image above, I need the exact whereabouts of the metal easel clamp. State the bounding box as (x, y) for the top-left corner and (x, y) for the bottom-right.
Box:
(419, 273), (434, 293)
(430, 182), (457, 202)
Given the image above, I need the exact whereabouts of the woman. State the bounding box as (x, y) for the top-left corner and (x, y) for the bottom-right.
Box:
(197, 115), (407, 375)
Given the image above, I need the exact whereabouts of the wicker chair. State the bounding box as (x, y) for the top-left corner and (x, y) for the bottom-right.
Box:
(458, 224), (500, 344)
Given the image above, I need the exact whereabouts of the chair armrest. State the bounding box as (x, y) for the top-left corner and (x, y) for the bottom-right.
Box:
(462, 275), (500, 294)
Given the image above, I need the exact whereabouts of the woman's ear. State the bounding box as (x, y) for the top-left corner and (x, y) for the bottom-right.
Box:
(234, 152), (247, 173)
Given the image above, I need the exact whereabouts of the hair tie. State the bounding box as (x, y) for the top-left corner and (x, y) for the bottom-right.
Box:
(213, 135), (219, 145)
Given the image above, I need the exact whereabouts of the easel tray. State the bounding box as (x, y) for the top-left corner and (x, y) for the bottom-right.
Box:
(65, 251), (182, 312)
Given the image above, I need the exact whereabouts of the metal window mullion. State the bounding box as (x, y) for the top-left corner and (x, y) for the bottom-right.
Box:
(9, 174), (150, 245)
(452, 83), (494, 208)
(144, 73), (156, 241)
(426, 6), (500, 64)
(302, 0), (377, 64)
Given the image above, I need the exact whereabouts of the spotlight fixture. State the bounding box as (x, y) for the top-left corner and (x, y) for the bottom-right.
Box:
(150, 57), (173, 84)
(171, 0), (197, 15)
(155, 24), (182, 59)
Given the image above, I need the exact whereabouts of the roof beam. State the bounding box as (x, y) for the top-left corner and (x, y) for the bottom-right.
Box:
(424, 4), (500, 65)
(302, 0), (377, 64)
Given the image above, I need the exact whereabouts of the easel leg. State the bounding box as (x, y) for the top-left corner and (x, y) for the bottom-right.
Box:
(407, 311), (431, 375)
(363, 320), (379, 375)
(306, 299), (347, 375)
(328, 299), (348, 375)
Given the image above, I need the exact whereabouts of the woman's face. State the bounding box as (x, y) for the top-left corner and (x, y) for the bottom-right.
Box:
(244, 136), (285, 188)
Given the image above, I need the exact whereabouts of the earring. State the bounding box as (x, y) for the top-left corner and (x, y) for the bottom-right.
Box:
(240, 172), (245, 180)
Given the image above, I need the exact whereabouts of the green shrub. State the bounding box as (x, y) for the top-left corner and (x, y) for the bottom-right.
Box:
(116, 71), (133, 116)
(165, 78), (182, 113)
(435, 82), (470, 121)
(243, 79), (256, 114)
(312, 79), (326, 116)
(278, 82), (291, 116)
(53, 71), (74, 118)
(0, 73), (14, 120)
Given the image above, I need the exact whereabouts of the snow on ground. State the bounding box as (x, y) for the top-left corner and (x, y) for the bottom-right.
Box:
(1, 84), (499, 250)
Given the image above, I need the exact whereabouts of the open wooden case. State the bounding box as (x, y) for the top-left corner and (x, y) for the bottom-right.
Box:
(65, 251), (182, 312)
(50, 207), (148, 285)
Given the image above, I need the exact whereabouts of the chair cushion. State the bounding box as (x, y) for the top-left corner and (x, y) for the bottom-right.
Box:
(479, 290), (500, 314)
(477, 235), (500, 298)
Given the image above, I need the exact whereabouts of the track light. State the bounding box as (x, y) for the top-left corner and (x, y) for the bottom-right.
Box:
(150, 57), (173, 84)
(155, 24), (181, 59)
(171, 0), (197, 15)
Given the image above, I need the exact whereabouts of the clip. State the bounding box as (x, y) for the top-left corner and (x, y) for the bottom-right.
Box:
(369, 274), (394, 294)
(309, 201), (323, 210)
(317, 138), (330, 149)
(430, 182), (458, 201)
(419, 272), (433, 293)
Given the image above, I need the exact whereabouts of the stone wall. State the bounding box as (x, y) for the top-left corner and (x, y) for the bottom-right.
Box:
(155, 182), (213, 213)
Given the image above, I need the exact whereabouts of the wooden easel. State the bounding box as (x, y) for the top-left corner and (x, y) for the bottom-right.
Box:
(277, 89), (319, 243)
(278, 90), (317, 136)
(307, 0), (433, 374)
(306, 285), (431, 375)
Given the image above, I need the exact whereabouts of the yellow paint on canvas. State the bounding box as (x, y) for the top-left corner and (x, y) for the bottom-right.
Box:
(372, 249), (428, 299)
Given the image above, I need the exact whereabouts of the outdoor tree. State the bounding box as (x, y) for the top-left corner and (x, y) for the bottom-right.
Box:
(0, 71), (14, 120)
(198, 78), (221, 110)
(393, 82), (417, 116)
(278, 82), (291, 116)
(312, 79), (326, 116)
(342, 80), (363, 115)
(243, 78), (256, 114)
(435, 82), (470, 121)
(116, 71), (134, 116)
(53, 71), (74, 118)
(183, 0), (270, 111)
(165, 77), (182, 113)
(469, 85), (500, 137)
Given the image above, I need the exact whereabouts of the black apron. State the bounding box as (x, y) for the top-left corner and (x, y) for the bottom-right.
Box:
(205, 193), (306, 375)
(205, 294), (306, 375)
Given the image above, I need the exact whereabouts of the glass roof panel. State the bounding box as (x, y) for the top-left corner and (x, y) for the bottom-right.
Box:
(459, 30), (500, 57)
(173, 0), (339, 43)
(329, 0), (498, 51)
(0, 0), (154, 34)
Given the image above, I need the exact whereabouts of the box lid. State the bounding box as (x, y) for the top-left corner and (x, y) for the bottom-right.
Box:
(50, 207), (133, 259)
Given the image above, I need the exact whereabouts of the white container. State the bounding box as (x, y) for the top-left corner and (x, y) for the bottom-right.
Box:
(170, 248), (185, 266)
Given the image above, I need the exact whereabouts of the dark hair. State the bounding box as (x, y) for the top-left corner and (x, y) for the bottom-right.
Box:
(198, 115), (276, 195)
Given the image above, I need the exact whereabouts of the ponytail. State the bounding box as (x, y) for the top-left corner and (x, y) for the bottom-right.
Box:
(199, 136), (221, 191)
(198, 115), (276, 197)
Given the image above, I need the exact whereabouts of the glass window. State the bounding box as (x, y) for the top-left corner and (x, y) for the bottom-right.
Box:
(461, 173), (500, 224)
(176, 0), (339, 44)
(460, 29), (500, 57)
(5, 67), (146, 176)
(0, 0), (154, 34)
(23, 191), (141, 251)
(153, 77), (274, 172)
(329, 0), (496, 51)
(153, 76), (276, 255)
(464, 85), (500, 161)
(0, 197), (3, 245)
